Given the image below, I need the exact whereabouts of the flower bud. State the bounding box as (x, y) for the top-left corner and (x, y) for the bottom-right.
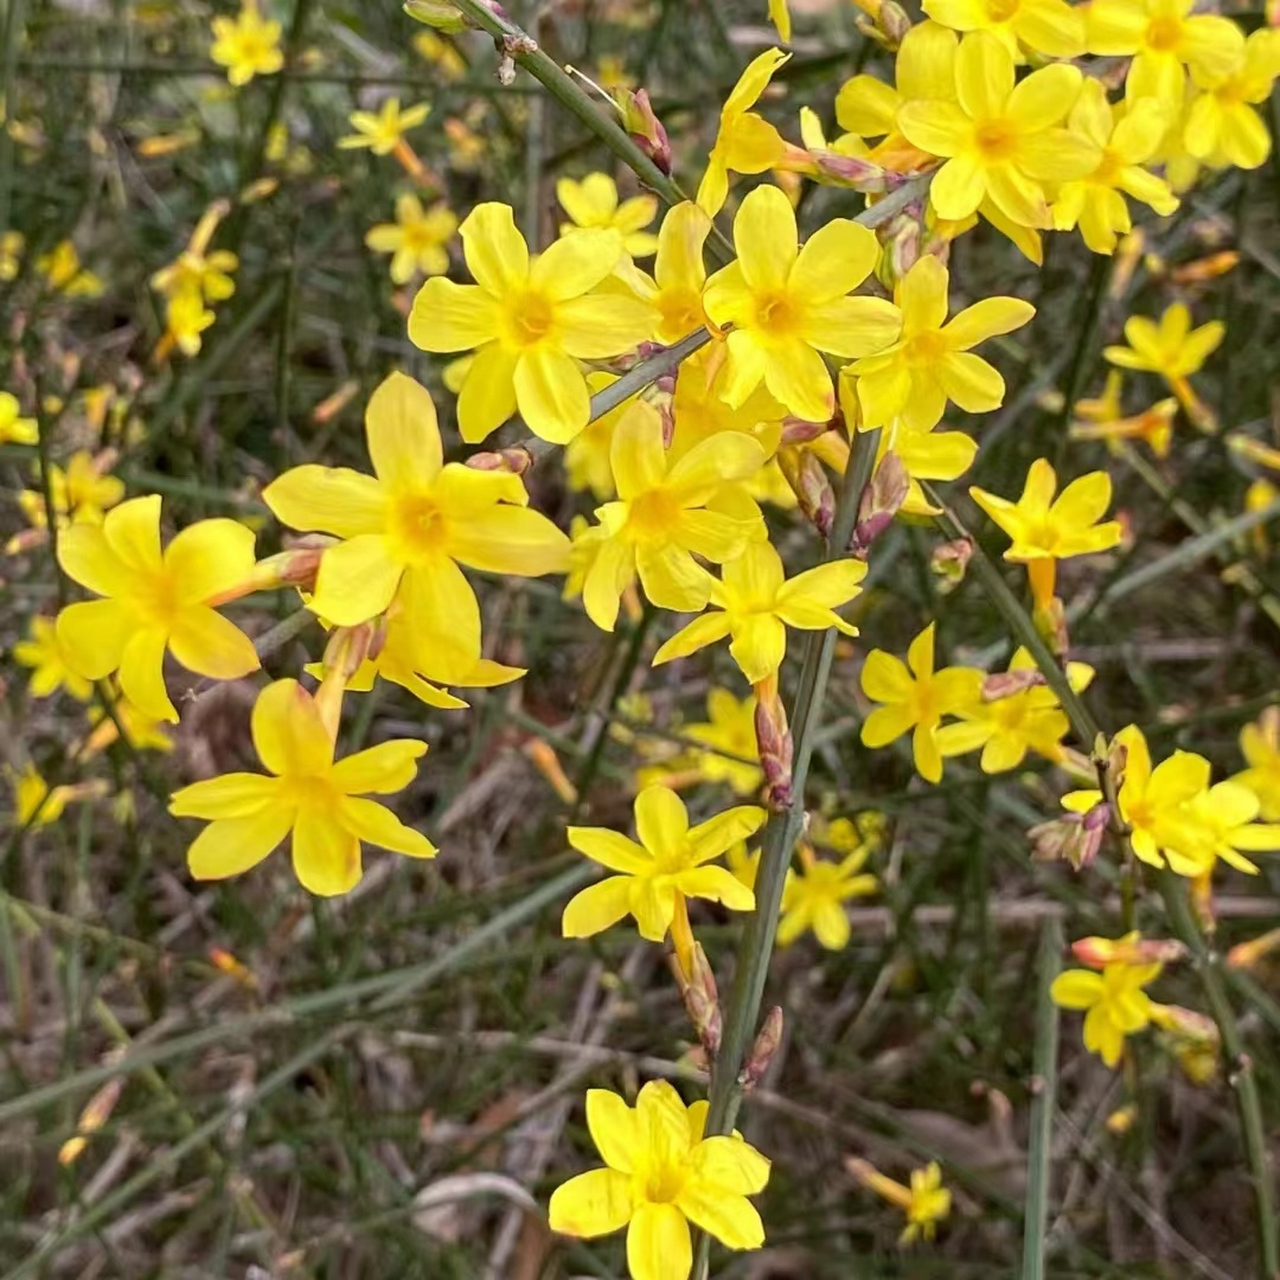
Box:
(466, 445), (533, 475)
(777, 446), (835, 538)
(214, 535), (334, 604)
(523, 738), (578, 805)
(1226, 927), (1280, 971)
(1071, 933), (1186, 969)
(779, 415), (829, 446)
(754, 678), (793, 812)
(617, 88), (672, 175)
(1151, 1002), (1220, 1084)
(672, 940), (721, 1056)
(740, 1006), (783, 1090)
(810, 150), (894, 193)
(1028, 806), (1105, 869)
(403, 0), (471, 32)
(930, 537), (972, 593)
(59, 1075), (125, 1167)
(850, 451), (908, 558)
(982, 668), (1045, 701)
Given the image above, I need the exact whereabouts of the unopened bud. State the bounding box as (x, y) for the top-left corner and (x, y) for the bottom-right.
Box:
(810, 150), (894, 193)
(930, 537), (972, 593)
(209, 946), (259, 989)
(1151, 1002), (1220, 1083)
(754, 680), (793, 812)
(879, 212), (923, 289)
(1226, 926), (1280, 970)
(777, 446), (835, 538)
(403, 0), (471, 32)
(311, 379), (360, 425)
(59, 1075), (125, 1166)
(779, 415), (829, 446)
(879, 0), (912, 45)
(1033, 593), (1069, 657)
(740, 1006), (783, 1090)
(523, 738), (578, 805)
(1105, 1103), (1137, 1134)
(1169, 251), (1239, 285)
(672, 941), (721, 1056)
(851, 451), (908, 557)
(466, 445), (533, 475)
(982, 668), (1045, 701)
(219, 536), (334, 603)
(617, 88), (672, 175)
(1028, 807), (1105, 869)
(1071, 933), (1187, 969)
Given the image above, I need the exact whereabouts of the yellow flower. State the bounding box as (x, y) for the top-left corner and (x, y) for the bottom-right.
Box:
(703, 184), (901, 423)
(210, 0), (284, 87)
(1063, 724), (1208, 867)
(165, 288), (216, 356)
(860, 622), (981, 784)
(615, 201), (713, 345)
(562, 784), (764, 940)
(897, 32), (1097, 227)
(937, 646), (1094, 772)
(1184, 29), (1280, 170)
(1233, 707), (1280, 821)
(338, 98), (430, 154)
(36, 241), (102, 297)
(0, 391), (36, 444)
(1087, 0), (1244, 102)
(0, 229), (22, 280)
(1051, 82), (1178, 255)
(1051, 957), (1160, 1067)
(1103, 300), (1222, 409)
(578, 400), (765, 632)
(55, 496), (260, 723)
(768, 0), (791, 41)
(150, 202), (239, 304)
(10, 764), (105, 829)
(413, 30), (466, 79)
(548, 1081), (770, 1280)
(923, 0), (1084, 58)
(970, 458), (1122, 561)
(263, 372), (569, 654)
(652, 540), (867, 683)
(777, 847), (877, 950)
(1164, 782), (1280, 877)
(847, 1159), (952, 1244)
(40, 451), (125, 525)
(365, 194), (457, 284)
(409, 203), (655, 443)
(687, 689), (764, 796)
(697, 48), (790, 216)
(170, 679), (436, 895)
(13, 616), (93, 700)
(670, 344), (787, 460)
(557, 172), (659, 258)
(83, 690), (175, 756)
(847, 254), (1034, 432)
(1070, 370), (1176, 458)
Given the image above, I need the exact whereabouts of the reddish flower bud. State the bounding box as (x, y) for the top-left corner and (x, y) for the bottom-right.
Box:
(777, 446), (835, 538)
(617, 88), (672, 175)
(466, 445), (533, 475)
(930, 537), (972, 593)
(672, 940), (721, 1056)
(982, 668), (1046, 701)
(851, 451), (908, 557)
(740, 1006), (783, 1091)
(1071, 933), (1187, 969)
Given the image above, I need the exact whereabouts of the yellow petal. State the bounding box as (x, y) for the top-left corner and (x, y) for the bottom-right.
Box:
(56, 598), (133, 679)
(459, 202), (528, 294)
(513, 347), (591, 443)
(251, 679), (333, 777)
(310, 534), (404, 627)
(733, 184), (797, 291)
(102, 494), (163, 576)
(1050, 969), (1103, 1009)
(119, 627), (177, 723)
(446, 505), (571, 577)
(187, 808), (294, 880)
(408, 278), (499, 352)
(263, 465), (387, 538)
(457, 343), (519, 443)
(627, 1203), (692, 1280)
(339, 796), (436, 857)
(635, 783), (689, 857)
(529, 229), (619, 301)
(366, 371), (442, 490)
(676, 1182), (764, 1250)
(291, 806), (362, 896)
(561, 876), (636, 937)
(170, 772), (278, 819)
(586, 1088), (640, 1173)
(567, 826), (651, 873)
(549, 1166), (633, 1237)
(330, 739), (427, 794)
(168, 606), (259, 679)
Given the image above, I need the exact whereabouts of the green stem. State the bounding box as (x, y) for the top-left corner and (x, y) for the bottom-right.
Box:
(0, 0), (27, 237)
(705, 429), (879, 1132)
(1158, 872), (1279, 1279)
(1022, 918), (1062, 1280)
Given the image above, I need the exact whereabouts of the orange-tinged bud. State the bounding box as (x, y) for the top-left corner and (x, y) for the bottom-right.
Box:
(844, 1156), (912, 1210)
(523, 738), (578, 805)
(851, 451), (908, 557)
(616, 88), (671, 175)
(137, 129), (201, 158)
(311, 379), (360, 425)
(210, 946), (259, 988)
(671, 937), (721, 1055)
(1105, 1104), (1137, 1134)
(212, 537), (334, 604)
(1071, 933), (1186, 969)
(1169, 251), (1239, 284)
(466, 445), (533, 475)
(982, 668), (1045, 702)
(754, 676), (793, 812)
(930, 537), (972, 593)
(1226, 927), (1280, 970)
(777, 445), (835, 538)
(741, 1005), (783, 1090)
(58, 1076), (125, 1166)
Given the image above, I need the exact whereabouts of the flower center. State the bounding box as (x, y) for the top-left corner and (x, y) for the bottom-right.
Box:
(640, 1159), (688, 1204)
(660, 287), (705, 338)
(136, 572), (181, 627)
(984, 0), (1020, 21)
(626, 488), (681, 540)
(753, 288), (800, 337)
(389, 492), (448, 563)
(905, 330), (948, 364)
(1094, 147), (1124, 184)
(508, 291), (557, 348)
(974, 119), (1017, 161)
(1145, 14), (1182, 50)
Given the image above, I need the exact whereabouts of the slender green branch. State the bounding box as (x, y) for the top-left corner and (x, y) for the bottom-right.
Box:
(1158, 872), (1279, 1279)
(0, 0), (27, 236)
(704, 429), (881, 1134)
(1022, 918), (1062, 1280)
